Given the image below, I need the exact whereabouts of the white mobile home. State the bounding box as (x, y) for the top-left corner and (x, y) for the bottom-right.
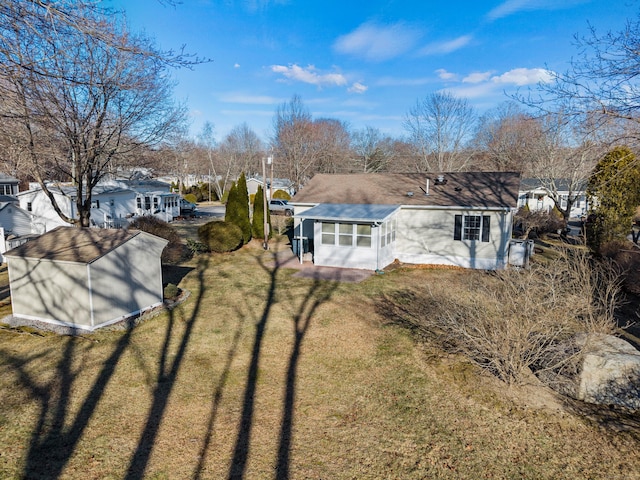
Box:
(292, 172), (520, 271)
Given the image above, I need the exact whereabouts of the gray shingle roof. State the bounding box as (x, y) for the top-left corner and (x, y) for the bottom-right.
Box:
(4, 227), (165, 264)
(292, 172), (520, 209)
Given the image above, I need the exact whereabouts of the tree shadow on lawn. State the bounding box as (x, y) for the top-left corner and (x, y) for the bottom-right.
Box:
(3, 240), (344, 479)
(224, 244), (340, 480)
(0, 255), (209, 480)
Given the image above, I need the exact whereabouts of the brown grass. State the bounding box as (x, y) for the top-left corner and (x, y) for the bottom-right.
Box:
(0, 239), (639, 479)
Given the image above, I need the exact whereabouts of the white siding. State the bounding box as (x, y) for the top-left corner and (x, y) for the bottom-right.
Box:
(312, 221), (381, 270)
(90, 233), (165, 326)
(395, 208), (512, 269)
(8, 258), (91, 327)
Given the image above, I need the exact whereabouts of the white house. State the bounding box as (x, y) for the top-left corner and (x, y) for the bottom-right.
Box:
(517, 179), (589, 218)
(0, 195), (41, 263)
(246, 176), (295, 199)
(0, 174), (20, 196)
(291, 172), (520, 271)
(17, 181), (182, 231)
(5, 226), (168, 331)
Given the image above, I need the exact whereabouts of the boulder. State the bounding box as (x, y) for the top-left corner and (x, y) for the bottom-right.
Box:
(577, 333), (640, 410)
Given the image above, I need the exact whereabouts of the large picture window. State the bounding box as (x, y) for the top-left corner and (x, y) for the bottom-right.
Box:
(454, 215), (490, 242)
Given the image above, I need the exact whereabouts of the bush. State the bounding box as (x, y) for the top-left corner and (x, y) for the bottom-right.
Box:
(272, 189), (291, 201)
(514, 208), (565, 239)
(183, 193), (197, 205)
(186, 238), (209, 256)
(377, 248), (622, 386)
(198, 221), (243, 253)
(128, 216), (187, 264)
(164, 283), (180, 300)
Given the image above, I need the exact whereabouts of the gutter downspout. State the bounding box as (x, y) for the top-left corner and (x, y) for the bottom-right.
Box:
(374, 222), (384, 274)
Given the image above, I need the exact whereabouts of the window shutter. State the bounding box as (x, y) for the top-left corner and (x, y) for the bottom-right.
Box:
(454, 215), (462, 240)
(482, 216), (490, 242)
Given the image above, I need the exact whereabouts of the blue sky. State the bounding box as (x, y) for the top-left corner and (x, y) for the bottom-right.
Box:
(107, 0), (636, 142)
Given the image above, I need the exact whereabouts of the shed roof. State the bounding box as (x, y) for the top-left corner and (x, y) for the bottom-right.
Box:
(296, 203), (400, 222)
(292, 172), (520, 209)
(4, 226), (167, 264)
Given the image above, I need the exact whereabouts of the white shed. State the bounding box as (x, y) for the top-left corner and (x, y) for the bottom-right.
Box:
(4, 227), (168, 331)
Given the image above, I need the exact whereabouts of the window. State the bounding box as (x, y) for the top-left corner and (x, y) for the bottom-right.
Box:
(454, 215), (490, 242)
(321, 222), (373, 248)
(136, 197), (142, 209)
(27, 202), (32, 212)
(356, 224), (372, 247)
(321, 222), (335, 245)
(380, 218), (396, 247)
(91, 200), (100, 209)
(338, 223), (352, 246)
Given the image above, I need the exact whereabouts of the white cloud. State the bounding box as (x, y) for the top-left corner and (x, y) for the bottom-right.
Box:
(419, 35), (472, 56)
(348, 82), (368, 94)
(486, 0), (587, 21)
(491, 67), (553, 85)
(438, 67), (554, 99)
(436, 69), (458, 81)
(271, 64), (348, 87)
(463, 71), (492, 83)
(334, 22), (422, 61)
(234, 63), (241, 68)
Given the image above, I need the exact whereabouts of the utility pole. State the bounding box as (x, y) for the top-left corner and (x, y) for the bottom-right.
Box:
(262, 155), (272, 249)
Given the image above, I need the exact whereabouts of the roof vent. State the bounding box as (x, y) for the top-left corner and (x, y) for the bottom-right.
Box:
(434, 174), (446, 185)
(407, 191), (414, 197)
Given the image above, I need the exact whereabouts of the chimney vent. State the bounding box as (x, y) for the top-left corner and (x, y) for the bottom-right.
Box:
(434, 174), (446, 185)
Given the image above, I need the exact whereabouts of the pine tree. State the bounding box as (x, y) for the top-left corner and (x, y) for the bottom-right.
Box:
(586, 146), (640, 252)
(252, 185), (272, 239)
(224, 174), (251, 244)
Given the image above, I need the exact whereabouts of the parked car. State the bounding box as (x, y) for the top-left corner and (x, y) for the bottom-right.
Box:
(180, 198), (197, 216)
(269, 199), (293, 216)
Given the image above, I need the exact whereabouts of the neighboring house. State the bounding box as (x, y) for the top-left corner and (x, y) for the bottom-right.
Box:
(247, 176), (295, 199)
(0, 195), (41, 263)
(5, 226), (168, 331)
(17, 181), (182, 231)
(517, 178), (589, 218)
(0, 173), (20, 196)
(291, 172), (520, 271)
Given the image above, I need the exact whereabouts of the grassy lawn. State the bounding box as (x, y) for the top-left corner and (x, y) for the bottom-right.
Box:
(0, 238), (639, 479)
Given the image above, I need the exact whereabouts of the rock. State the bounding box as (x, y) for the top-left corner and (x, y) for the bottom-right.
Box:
(577, 333), (640, 410)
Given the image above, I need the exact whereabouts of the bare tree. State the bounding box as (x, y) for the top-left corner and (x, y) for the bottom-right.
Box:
(351, 126), (395, 173)
(403, 92), (477, 172)
(272, 95), (317, 190)
(473, 102), (540, 172)
(312, 118), (351, 174)
(533, 16), (640, 144)
(524, 112), (606, 224)
(0, 1), (189, 226)
(218, 123), (264, 178)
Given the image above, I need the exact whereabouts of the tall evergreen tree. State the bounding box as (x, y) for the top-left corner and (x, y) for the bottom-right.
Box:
(586, 146), (640, 252)
(224, 173), (251, 244)
(252, 185), (272, 240)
